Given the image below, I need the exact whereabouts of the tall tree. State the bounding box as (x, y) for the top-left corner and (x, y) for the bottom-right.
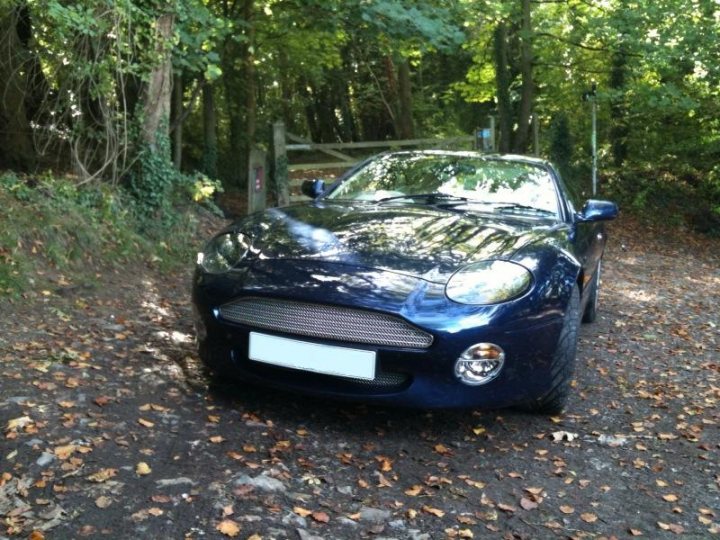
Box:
(0, 5), (36, 170)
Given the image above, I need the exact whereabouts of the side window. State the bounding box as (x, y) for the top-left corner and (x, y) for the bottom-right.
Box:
(553, 169), (580, 219)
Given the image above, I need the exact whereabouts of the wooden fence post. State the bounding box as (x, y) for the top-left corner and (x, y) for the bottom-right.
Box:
(272, 121), (289, 206)
(247, 147), (267, 215)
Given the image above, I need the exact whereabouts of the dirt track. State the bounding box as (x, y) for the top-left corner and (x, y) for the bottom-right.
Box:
(1, 217), (719, 539)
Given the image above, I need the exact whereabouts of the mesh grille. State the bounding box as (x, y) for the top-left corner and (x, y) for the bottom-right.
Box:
(219, 297), (433, 349)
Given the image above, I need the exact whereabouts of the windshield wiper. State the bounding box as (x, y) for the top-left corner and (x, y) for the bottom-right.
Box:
(376, 193), (469, 204)
(491, 203), (556, 216)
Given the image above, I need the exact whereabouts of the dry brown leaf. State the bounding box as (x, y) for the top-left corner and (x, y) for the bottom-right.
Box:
(28, 531), (45, 540)
(209, 435), (225, 444)
(137, 418), (154, 428)
(136, 462), (151, 476)
(293, 506), (312, 517)
(147, 507), (163, 516)
(580, 513), (598, 523)
(312, 511), (330, 523)
(405, 485), (423, 496)
(497, 503), (517, 513)
(87, 468), (117, 483)
(95, 496), (112, 509)
(628, 528), (643, 536)
(422, 505), (446, 518)
(216, 519), (241, 537)
(93, 396), (111, 407)
(434, 443), (452, 455)
(458, 530), (474, 539)
(376, 455), (393, 472)
(53, 444), (76, 460)
(559, 505), (574, 514)
(377, 472), (393, 488)
(662, 494), (679, 502)
(520, 498), (538, 511)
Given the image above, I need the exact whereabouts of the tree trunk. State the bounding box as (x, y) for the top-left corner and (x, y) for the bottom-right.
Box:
(142, 13), (174, 150)
(0, 6), (35, 170)
(171, 72), (183, 169)
(610, 48), (628, 167)
(202, 83), (218, 179)
(397, 59), (414, 139)
(513, 0), (534, 153)
(493, 23), (513, 153)
(242, 0), (256, 185)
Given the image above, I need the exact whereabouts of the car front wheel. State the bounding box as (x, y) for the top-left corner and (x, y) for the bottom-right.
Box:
(520, 285), (580, 414)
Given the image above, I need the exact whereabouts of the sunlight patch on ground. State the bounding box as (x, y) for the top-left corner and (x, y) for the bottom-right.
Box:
(615, 285), (660, 303)
(140, 278), (171, 318)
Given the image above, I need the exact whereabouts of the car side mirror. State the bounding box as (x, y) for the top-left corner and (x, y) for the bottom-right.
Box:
(577, 200), (619, 222)
(301, 179), (326, 199)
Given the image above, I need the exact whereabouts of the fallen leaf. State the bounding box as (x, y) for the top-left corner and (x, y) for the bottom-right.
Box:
(209, 435), (225, 444)
(216, 519), (241, 537)
(559, 505), (574, 514)
(312, 511), (330, 523)
(293, 506), (312, 517)
(137, 418), (154, 428)
(662, 494), (679, 502)
(497, 503), (517, 514)
(376, 455), (393, 472)
(93, 396), (111, 407)
(434, 443), (452, 455)
(520, 498), (538, 511)
(87, 468), (117, 483)
(147, 507), (163, 516)
(136, 462), (151, 476)
(95, 496), (112, 509)
(459, 529), (474, 539)
(628, 528), (643, 536)
(405, 485), (423, 496)
(422, 505), (446, 518)
(581, 513), (598, 523)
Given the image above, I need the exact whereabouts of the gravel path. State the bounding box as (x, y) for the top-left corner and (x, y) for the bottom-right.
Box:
(1, 217), (718, 539)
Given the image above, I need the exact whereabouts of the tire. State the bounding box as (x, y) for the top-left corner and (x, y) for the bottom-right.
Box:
(520, 285), (580, 415)
(582, 260), (602, 324)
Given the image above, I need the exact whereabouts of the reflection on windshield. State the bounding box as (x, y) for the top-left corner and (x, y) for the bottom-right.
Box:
(327, 153), (559, 216)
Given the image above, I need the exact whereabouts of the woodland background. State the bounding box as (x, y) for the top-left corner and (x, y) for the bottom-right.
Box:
(0, 0), (719, 231)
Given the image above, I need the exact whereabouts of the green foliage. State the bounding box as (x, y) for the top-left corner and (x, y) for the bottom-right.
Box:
(0, 170), (209, 297)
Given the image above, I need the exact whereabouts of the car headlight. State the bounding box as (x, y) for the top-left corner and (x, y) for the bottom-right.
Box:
(445, 260), (532, 305)
(197, 232), (251, 273)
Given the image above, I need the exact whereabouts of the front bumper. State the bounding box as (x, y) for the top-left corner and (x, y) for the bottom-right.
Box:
(193, 260), (568, 409)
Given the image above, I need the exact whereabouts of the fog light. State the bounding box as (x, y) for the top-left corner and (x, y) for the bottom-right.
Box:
(455, 343), (505, 385)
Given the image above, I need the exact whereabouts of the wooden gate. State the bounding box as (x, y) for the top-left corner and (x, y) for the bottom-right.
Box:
(271, 122), (477, 205)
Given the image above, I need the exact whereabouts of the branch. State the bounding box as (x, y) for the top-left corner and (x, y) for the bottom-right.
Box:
(169, 77), (205, 134)
(535, 31), (641, 56)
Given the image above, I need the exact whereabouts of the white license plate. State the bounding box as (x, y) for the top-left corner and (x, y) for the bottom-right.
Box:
(248, 332), (376, 380)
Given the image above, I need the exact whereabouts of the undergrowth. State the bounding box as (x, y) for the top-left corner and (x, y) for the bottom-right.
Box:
(0, 171), (220, 297)
(602, 164), (720, 236)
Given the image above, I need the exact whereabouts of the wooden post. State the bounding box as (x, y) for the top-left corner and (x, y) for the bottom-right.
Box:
(273, 121), (289, 206)
(247, 147), (267, 215)
(532, 113), (540, 156)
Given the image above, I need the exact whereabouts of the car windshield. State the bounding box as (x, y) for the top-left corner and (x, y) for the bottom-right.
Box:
(326, 153), (560, 218)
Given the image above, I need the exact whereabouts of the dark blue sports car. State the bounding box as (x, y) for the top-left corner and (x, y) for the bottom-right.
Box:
(192, 151), (617, 412)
